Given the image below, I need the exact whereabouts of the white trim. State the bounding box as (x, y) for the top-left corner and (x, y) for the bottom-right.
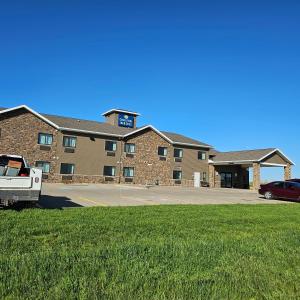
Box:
(211, 159), (256, 165)
(123, 125), (174, 144)
(102, 108), (140, 116)
(258, 148), (295, 165)
(261, 162), (288, 167)
(0, 105), (60, 129)
(60, 127), (123, 138)
(123, 125), (211, 148)
(173, 142), (211, 148)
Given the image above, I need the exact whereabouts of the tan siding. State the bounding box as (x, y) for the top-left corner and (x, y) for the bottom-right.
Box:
(56, 132), (121, 176)
(262, 153), (287, 165)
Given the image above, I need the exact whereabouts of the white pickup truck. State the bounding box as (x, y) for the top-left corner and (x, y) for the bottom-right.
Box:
(0, 155), (42, 206)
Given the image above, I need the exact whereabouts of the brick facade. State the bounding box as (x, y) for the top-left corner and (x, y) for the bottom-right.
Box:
(121, 129), (172, 185)
(0, 109), (208, 186)
(0, 109), (59, 175)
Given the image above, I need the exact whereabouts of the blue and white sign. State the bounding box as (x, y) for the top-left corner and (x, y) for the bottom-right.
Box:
(118, 113), (134, 128)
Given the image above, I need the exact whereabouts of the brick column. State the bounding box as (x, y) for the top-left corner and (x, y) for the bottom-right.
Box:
(284, 164), (292, 180)
(208, 164), (215, 188)
(252, 163), (261, 190)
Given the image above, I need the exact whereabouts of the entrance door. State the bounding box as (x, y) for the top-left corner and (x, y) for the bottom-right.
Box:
(221, 172), (232, 188)
(194, 172), (201, 188)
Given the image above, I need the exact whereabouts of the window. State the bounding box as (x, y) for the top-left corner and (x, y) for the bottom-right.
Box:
(198, 151), (206, 160)
(60, 163), (75, 175)
(158, 147), (168, 157)
(103, 166), (116, 176)
(174, 148), (183, 158)
(124, 143), (135, 153)
(173, 170), (182, 180)
(63, 136), (77, 148)
(36, 161), (50, 173)
(203, 172), (207, 181)
(123, 167), (134, 177)
(272, 182), (284, 188)
(105, 140), (117, 152)
(38, 133), (53, 145)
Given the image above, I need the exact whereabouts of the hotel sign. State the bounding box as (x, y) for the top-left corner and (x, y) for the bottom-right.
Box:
(118, 113), (134, 128)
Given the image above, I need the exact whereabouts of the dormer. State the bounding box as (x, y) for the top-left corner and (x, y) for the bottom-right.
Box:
(102, 109), (140, 129)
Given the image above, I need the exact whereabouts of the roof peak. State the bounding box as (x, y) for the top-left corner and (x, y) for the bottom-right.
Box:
(102, 108), (140, 116)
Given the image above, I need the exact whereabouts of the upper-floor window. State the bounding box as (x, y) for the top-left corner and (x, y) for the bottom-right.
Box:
(158, 147), (168, 157)
(60, 163), (75, 175)
(173, 170), (182, 180)
(124, 143), (135, 153)
(105, 140), (117, 152)
(63, 136), (77, 148)
(103, 166), (116, 176)
(123, 167), (134, 177)
(38, 133), (53, 145)
(36, 161), (50, 173)
(198, 151), (206, 160)
(174, 148), (183, 158)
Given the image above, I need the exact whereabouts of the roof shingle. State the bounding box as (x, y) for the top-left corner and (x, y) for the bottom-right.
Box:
(212, 148), (276, 162)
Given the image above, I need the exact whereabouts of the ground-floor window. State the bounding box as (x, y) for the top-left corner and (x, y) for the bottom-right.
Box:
(103, 166), (116, 176)
(203, 172), (207, 181)
(36, 161), (50, 173)
(60, 163), (75, 175)
(123, 167), (134, 177)
(173, 170), (182, 180)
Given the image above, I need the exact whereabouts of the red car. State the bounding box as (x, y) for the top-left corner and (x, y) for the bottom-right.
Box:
(259, 181), (300, 201)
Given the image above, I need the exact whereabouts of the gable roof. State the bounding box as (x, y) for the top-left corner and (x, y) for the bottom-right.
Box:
(102, 108), (140, 116)
(161, 131), (211, 148)
(0, 105), (211, 147)
(212, 148), (294, 165)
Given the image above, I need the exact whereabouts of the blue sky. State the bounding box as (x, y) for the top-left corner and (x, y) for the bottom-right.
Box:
(0, 1), (299, 180)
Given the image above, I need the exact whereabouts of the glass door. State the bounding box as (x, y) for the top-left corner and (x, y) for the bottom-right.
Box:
(221, 172), (232, 188)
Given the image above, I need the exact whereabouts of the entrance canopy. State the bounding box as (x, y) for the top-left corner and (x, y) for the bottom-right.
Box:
(209, 148), (294, 190)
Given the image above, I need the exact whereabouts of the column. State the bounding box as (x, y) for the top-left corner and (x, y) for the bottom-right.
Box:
(252, 163), (261, 190)
(208, 164), (215, 188)
(284, 164), (292, 180)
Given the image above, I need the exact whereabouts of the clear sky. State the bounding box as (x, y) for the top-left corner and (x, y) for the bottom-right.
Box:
(0, 1), (299, 181)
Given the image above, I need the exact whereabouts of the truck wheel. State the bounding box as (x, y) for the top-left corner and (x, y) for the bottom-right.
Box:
(264, 191), (273, 200)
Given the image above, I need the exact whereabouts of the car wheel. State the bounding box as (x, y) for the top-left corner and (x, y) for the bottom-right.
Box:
(264, 191), (273, 200)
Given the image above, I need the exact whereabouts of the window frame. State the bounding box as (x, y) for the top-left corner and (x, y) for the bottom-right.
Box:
(124, 143), (136, 154)
(158, 146), (168, 157)
(174, 148), (183, 158)
(38, 133), (53, 145)
(60, 163), (75, 175)
(35, 161), (50, 173)
(198, 151), (206, 160)
(123, 167), (134, 178)
(103, 166), (116, 177)
(63, 136), (77, 148)
(105, 140), (117, 152)
(173, 170), (182, 180)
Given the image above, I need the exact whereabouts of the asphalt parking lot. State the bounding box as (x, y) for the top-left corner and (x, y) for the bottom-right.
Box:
(39, 183), (288, 208)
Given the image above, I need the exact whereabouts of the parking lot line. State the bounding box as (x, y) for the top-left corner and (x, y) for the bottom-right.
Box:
(77, 197), (107, 207)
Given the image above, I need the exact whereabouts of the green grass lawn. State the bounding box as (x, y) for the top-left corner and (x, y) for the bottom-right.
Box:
(1, 205), (300, 299)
